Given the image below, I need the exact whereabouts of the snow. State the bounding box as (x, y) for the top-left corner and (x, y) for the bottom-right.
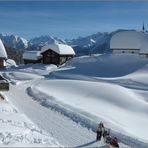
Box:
(41, 42), (75, 55)
(3, 72), (44, 85)
(0, 96), (61, 147)
(90, 38), (96, 43)
(20, 37), (28, 49)
(29, 80), (148, 141)
(110, 30), (148, 54)
(5, 59), (17, 67)
(0, 33), (28, 49)
(13, 64), (57, 76)
(0, 53), (148, 147)
(51, 54), (148, 77)
(23, 51), (42, 60)
(0, 39), (7, 59)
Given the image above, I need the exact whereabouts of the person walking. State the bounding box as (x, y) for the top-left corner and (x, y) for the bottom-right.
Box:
(96, 122), (105, 141)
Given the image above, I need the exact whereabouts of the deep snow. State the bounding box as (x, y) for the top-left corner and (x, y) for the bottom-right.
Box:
(1, 53), (148, 147)
(0, 96), (61, 147)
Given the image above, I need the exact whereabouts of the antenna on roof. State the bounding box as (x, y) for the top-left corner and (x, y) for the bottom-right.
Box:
(142, 21), (145, 32)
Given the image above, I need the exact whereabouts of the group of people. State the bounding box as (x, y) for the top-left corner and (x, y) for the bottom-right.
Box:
(96, 122), (119, 147)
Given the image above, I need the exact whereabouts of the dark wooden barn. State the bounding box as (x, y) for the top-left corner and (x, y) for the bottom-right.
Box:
(41, 49), (74, 65)
(40, 42), (75, 65)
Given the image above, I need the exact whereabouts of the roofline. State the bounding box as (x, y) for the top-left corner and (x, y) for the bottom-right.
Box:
(111, 48), (140, 50)
(40, 48), (75, 55)
(140, 53), (148, 55)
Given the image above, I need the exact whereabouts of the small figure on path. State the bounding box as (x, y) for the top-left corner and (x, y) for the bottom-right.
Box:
(96, 122), (105, 141)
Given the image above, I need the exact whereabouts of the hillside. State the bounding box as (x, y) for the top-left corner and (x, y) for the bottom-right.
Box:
(0, 53), (147, 147)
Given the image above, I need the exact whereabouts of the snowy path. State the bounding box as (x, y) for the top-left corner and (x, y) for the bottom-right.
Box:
(4, 83), (106, 147)
(5, 81), (147, 148)
(0, 97), (61, 147)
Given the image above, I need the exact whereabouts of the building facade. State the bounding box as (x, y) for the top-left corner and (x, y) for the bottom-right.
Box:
(110, 30), (148, 57)
(41, 42), (75, 65)
(41, 49), (74, 65)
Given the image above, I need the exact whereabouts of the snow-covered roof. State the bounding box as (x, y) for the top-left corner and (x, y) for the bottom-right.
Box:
(0, 39), (7, 59)
(110, 30), (148, 54)
(23, 51), (42, 60)
(41, 42), (75, 55)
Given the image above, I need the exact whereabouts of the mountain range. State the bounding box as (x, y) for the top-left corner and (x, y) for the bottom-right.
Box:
(0, 29), (133, 57)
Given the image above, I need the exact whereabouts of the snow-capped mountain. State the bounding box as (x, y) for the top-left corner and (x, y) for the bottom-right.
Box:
(0, 29), (133, 56)
(67, 32), (108, 48)
(27, 32), (111, 55)
(28, 35), (66, 50)
(67, 29), (132, 55)
(0, 33), (28, 49)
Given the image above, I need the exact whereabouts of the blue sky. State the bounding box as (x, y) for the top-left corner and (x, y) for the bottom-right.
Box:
(0, 1), (148, 39)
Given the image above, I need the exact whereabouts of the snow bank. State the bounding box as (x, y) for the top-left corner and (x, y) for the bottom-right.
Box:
(5, 59), (17, 67)
(16, 64), (57, 76)
(30, 80), (148, 143)
(3, 72), (44, 85)
(50, 54), (148, 78)
(0, 98), (61, 147)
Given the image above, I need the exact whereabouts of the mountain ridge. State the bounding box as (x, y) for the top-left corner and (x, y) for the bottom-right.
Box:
(0, 29), (135, 56)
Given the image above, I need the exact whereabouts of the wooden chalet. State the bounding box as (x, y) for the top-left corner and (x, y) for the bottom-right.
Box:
(40, 42), (75, 65)
(23, 51), (43, 64)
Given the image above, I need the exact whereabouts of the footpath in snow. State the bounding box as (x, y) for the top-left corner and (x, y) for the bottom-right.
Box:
(4, 82), (108, 147)
(0, 95), (61, 147)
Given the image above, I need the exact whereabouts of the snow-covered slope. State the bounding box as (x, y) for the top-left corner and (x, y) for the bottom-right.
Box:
(30, 79), (148, 142)
(51, 54), (148, 78)
(1, 53), (148, 147)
